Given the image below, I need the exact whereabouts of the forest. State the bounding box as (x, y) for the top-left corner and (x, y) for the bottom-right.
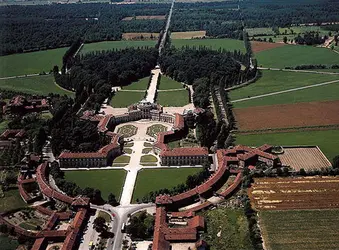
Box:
(0, 3), (169, 55)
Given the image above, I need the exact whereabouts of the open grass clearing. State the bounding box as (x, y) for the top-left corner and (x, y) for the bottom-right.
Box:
(172, 38), (246, 52)
(0, 47), (67, 77)
(113, 155), (130, 164)
(235, 129), (339, 163)
(201, 208), (253, 250)
(64, 169), (127, 201)
(122, 76), (150, 90)
(0, 75), (74, 96)
(256, 45), (339, 68)
(232, 80), (339, 108)
(132, 167), (202, 203)
(158, 75), (184, 90)
(110, 91), (145, 108)
(0, 188), (27, 212)
(80, 40), (157, 55)
(230, 70), (339, 102)
(260, 209), (339, 250)
(140, 155), (158, 163)
(157, 89), (189, 107)
(246, 27), (274, 36)
(171, 31), (206, 39)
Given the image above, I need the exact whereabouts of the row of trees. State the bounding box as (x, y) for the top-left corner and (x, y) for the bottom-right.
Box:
(0, 3), (169, 55)
(294, 32), (327, 45)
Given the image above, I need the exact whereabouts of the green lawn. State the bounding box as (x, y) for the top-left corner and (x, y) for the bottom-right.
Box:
(260, 209), (339, 250)
(122, 76), (150, 90)
(0, 235), (19, 250)
(157, 89), (189, 107)
(158, 75), (184, 90)
(0, 47), (67, 77)
(0, 188), (27, 212)
(256, 45), (339, 68)
(232, 80), (339, 108)
(230, 70), (339, 103)
(172, 38), (246, 52)
(64, 170), (127, 201)
(80, 40), (156, 55)
(132, 167), (202, 203)
(124, 148), (132, 154)
(113, 155), (130, 164)
(142, 148), (152, 154)
(110, 91), (145, 108)
(201, 208), (253, 250)
(0, 75), (74, 97)
(235, 129), (339, 162)
(0, 120), (9, 134)
(140, 155), (158, 163)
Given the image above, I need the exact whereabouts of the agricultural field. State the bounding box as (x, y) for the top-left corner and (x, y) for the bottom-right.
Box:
(110, 91), (145, 108)
(251, 41), (286, 53)
(249, 177), (339, 210)
(122, 77), (150, 90)
(158, 75), (184, 90)
(157, 89), (189, 107)
(172, 38), (246, 52)
(235, 129), (339, 162)
(259, 209), (339, 250)
(122, 33), (159, 40)
(0, 188), (27, 212)
(64, 169), (127, 201)
(170, 31), (206, 39)
(80, 40), (157, 55)
(234, 100), (339, 131)
(132, 167), (202, 203)
(201, 208), (253, 250)
(122, 15), (166, 21)
(0, 47), (67, 77)
(255, 45), (339, 68)
(0, 75), (74, 96)
(245, 27), (274, 36)
(252, 34), (295, 43)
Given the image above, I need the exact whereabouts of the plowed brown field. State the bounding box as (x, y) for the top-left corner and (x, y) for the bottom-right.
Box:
(234, 100), (339, 131)
(251, 41), (286, 53)
(249, 176), (339, 210)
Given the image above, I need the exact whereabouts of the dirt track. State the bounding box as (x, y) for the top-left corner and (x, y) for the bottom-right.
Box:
(234, 100), (339, 131)
(251, 41), (286, 53)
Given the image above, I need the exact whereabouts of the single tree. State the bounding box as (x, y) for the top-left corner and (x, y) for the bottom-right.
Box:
(93, 217), (107, 233)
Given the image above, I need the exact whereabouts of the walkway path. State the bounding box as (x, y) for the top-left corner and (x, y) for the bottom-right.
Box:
(145, 68), (161, 103)
(0, 73), (40, 80)
(231, 79), (339, 103)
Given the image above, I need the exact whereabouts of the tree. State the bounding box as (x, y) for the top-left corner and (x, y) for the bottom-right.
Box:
(93, 217), (107, 233)
(299, 168), (307, 176)
(108, 193), (119, 206)
(333, 155), (339, 169)
(34, 127), (47, 153)
(283, 36), (288, 43)
(268, 38), (273, 43)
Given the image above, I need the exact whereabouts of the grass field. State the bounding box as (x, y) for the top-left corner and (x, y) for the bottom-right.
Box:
(171, 31), (206, 39)
(132, 167), (202, 203)
(140, 155), (158, 163)
(0, 188), (27, 212)
(256, 45), (339, 68)
(235, 129), (339, 162)
(230, 70), (339, 105)
(172, 38), (246, 52)
(110, 91), (145, 108)
(157, 89), (189, 107)
(232, 80), (339, 108)
(201, 208), (253, 250)
(0, 120), (9, 134)
(113, 155), (130, 164)
(0, 47), (67, 77)
(246, 27), (274, 36)
(122, 77), (150, 90)
(0, 235), (19, 250)
(260, 209), (339, 250)
(64, 170), (127, 201)
(80, 40), (157, 55)
(0, 75), (74, 96)
(158, 75), (184, 90)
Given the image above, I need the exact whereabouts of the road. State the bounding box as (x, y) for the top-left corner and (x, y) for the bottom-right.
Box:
(231, 79), (339, 103)
(158, 0), (175, 54)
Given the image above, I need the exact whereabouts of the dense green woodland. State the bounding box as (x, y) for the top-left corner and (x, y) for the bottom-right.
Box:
(0, 3), (169, 55)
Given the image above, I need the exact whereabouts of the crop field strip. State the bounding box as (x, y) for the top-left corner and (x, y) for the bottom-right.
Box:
(234, 100), (339, 132)
(249, 177), (339, 210)
(259, 209), (339, 250)
(250, 41), (286, 53)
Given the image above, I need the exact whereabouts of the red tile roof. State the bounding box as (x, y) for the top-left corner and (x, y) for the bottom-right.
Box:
(0, 129), (25, 140)
(173, 113), (185, 130)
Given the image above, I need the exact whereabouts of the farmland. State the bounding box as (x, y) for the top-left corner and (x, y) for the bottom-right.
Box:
(171, 31), (206, 39)
(255, 45), (339, 68)
(249, 177), (339, 210)
(251, 41), (286, 53)
(110, 91), (145, 108)
(235, 129), (339, 162)
(259, 209), (339, 250)
(201, 208), (253, 250)
(172, 38), (246, 52)
(234, 100), (339, 131)
(132, 167), (202, 203)
(64, 169), (127, 201)
(0, 75), (74, 96)
(122, 33), (159, 40)
(0, 47), (67, 77)
(122, 15), (166, 21)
